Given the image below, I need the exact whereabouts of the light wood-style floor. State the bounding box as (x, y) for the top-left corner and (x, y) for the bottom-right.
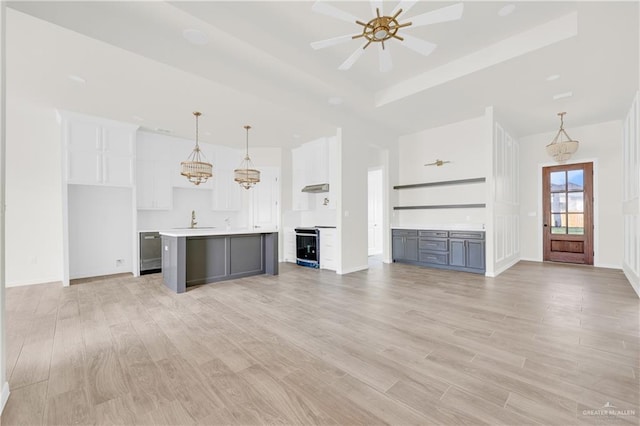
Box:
(1, 260), (638, 425)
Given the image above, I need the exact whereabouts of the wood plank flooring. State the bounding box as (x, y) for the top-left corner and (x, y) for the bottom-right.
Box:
(1, 260), (638, 425)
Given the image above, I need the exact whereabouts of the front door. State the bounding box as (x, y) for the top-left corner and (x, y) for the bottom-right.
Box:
(542, 162), (593, 264)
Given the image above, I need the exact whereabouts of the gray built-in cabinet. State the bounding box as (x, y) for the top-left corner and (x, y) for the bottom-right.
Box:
(392, 229), (485, 274)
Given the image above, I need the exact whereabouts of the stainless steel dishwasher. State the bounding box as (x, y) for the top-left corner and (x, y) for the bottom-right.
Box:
(140, 232), (162, 274)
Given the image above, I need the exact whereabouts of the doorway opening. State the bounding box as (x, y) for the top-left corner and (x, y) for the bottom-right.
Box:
(368, 168), (383, 256)
(542, 162), (594, 265)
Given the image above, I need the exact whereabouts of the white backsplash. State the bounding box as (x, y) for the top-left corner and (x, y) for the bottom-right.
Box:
(137, 187), (247, 231)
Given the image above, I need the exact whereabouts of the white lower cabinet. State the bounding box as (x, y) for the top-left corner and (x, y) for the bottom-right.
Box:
(319, 228), (337, 271)
(284, 227), (296, 262)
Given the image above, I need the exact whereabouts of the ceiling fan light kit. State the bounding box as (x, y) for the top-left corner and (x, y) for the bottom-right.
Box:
(311, 1), (464, 72)
(181, 111), (213, 186)
(546, 112), (579, 164)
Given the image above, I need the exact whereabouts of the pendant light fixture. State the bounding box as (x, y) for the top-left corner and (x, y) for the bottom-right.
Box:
(181, 111), (213, 185)
(546, 112), (579, 164)
(234, 125), (260, 189)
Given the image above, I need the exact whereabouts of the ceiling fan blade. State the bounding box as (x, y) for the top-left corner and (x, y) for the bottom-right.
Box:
(409, 3), (464, 27)
(391, 0), (419, 16)
(370, 0), (383, 17)
(312, 1), (359, 24)
(311, 34), (356, 50)
(338, 46), (366, 71)
(379, 46), (392, 72)
(400, 34), (437, 56)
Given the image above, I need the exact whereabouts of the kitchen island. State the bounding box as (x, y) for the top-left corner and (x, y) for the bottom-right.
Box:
(159, 228), (278, 293)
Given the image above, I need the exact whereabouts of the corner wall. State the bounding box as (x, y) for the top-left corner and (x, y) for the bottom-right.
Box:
(5, 97), (63, 286)
(0, 0), (9, 412)
(622, 91), (639, 297)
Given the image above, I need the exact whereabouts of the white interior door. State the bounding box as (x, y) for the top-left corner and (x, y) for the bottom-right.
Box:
(368, 169), (383, 255)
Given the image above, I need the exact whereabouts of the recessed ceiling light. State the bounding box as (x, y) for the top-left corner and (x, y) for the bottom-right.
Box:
(132, 115), (144, 121)
(546, 74), (560, 81)
(183, 29), (209, 46)
(328, 96), (343, 106)
(203, 131), (212, 136)
(292, 134), (301, 139)
(498, 4), (516, 17)
(552, 91), (573, 100)
(67, 74), (86, 84)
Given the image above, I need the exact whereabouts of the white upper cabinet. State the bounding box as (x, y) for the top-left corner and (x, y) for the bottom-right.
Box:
(136, 132), (173, 210)
(291, 144), (310, 211)
(211, 145), (243, 211)
(61, 112), (137, 186)
(291, 137), (336, 211)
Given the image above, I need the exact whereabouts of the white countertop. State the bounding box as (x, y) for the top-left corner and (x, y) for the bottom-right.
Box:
(159, 228), (278, 237)
(391, 224), (485, 231)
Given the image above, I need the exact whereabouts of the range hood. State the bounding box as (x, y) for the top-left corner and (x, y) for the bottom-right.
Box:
(301, 183), (330, 193)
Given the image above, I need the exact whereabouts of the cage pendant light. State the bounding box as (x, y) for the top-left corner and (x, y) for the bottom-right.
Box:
(546, 112), (579, 164)
(234, 125), (260, 189)
(181, 111), (213, 185)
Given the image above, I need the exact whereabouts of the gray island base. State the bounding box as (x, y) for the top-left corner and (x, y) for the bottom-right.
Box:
(160, 229), (278, 293)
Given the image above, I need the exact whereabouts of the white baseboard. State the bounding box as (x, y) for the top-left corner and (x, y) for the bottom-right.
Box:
(337, 264), (369, 275)
(623, 263), (640, 298)
(518, 257), (542, 262)
(6, 278), (62, 288)
(70, 268), (133, 280)
(486, 256), (520, 277)
(594, 263), (622, 270)
(1, 382), (10, 414)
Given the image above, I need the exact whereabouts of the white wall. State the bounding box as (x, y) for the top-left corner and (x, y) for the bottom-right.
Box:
(622, 91), (639, 297)
(137, 188), (244, 230)
(395, 116), (488, 227)
(68, 185), (133, 279)
(519, 120), (623, 268)
(5, 97), (62, 286)
(337, 126), (369, 274)
(0, 0), (9, 410)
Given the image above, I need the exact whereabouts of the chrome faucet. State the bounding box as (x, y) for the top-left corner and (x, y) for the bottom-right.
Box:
(190, 210), (197, 229)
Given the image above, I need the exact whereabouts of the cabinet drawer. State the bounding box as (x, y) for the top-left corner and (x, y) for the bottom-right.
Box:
(392, 229), (418, 237)
(449, 231), (485, 240)
(419, 251), (448, 265)
(419, 230), (448, 238)
(419, 239), (448, 251)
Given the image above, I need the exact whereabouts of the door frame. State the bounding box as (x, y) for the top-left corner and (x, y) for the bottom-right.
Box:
(367, 167), (383, 256)
(536, 158), (599, 265)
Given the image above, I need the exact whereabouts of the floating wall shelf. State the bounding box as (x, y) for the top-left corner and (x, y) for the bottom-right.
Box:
(393, 177), (485, 190)
(394, 204), (486, 210)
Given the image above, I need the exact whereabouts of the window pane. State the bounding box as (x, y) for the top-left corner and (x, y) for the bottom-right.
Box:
(568, 214), (584, 235)
(550, 171), (566, 192)
(551, 213), (566, 234)
(568, 170), (584, 191)
(568, 192), (584, 212)
(551, 193), (566, 212)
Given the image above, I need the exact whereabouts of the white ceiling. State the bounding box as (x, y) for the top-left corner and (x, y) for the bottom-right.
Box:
(6, 1), (639, 148)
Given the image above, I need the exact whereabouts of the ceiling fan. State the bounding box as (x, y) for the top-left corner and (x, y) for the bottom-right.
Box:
(310, 0), (464, 72)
